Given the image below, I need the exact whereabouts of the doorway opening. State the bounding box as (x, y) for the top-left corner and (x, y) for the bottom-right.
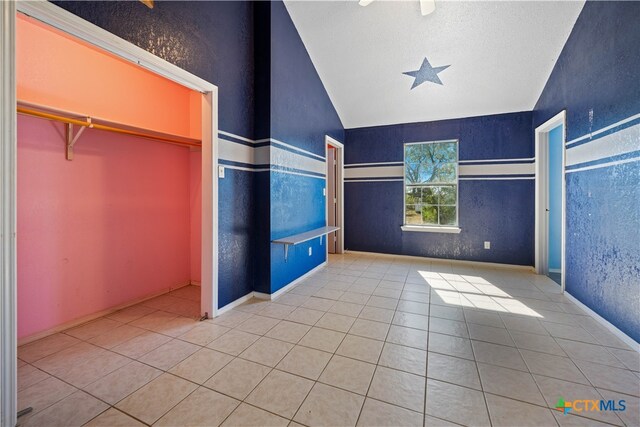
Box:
(325, 136), (344, 254)
(535, 111), (566, 290)
(2, 3), (219, 425)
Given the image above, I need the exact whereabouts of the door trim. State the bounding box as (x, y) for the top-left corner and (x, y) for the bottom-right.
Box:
(1, 1), (17, 425)
(325, 136), (344, 255)
(534, 110), (566, 292)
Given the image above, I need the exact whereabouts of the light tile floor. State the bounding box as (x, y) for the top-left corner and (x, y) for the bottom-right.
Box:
(16, 253), (640, 426)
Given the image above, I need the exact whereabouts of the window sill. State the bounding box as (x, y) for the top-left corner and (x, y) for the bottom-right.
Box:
(401, 225), (461, 234)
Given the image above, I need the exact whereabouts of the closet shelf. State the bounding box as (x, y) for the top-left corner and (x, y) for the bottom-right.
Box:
(17, 101), (201, 160)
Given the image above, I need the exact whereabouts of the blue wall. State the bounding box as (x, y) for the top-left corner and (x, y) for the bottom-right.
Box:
(344, 112), (535, 266)
(548, 125), (563, 272)
(534, 0), (640, 342)
(270, 2), (344, 155)
(263, 1), (344, 294)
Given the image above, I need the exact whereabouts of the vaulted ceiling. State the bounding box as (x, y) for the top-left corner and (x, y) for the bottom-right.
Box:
(285, 0), (585, 129)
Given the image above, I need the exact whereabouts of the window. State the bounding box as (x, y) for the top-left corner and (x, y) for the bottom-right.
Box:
(404, 140), (458, 228)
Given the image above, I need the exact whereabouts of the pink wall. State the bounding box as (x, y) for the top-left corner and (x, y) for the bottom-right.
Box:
(17, 116), (193, 338)
(16, 14), (204, 339)
(17, 15), (201, 139)
(190, 151), (202, 282)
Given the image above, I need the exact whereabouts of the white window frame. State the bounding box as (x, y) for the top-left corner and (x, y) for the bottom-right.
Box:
(401, 140), (461, 234)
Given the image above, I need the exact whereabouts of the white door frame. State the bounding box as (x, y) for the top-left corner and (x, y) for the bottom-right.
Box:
(1, 1), (18, 426)
(325, 136), (344, 255)
(534, 110), (566, 292)
(2, 2), (219, 424)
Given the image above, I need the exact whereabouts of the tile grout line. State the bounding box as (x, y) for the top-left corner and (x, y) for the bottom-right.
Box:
(17, 255), (638, 427)
(501, 324), (562, 426)
(422, 273), (432, 427)
(290, 265), (378, 425)
(518, 319), (629, 426)
(460, 290), (494, 427)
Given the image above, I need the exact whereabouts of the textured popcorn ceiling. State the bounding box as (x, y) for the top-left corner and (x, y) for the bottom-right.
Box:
(285, 0), (585, 128)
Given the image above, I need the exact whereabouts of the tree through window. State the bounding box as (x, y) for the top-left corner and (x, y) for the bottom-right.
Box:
(404, 140), (458, 226)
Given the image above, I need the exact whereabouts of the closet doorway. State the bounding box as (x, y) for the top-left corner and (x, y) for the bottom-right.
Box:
(2, 3), (219, 424)
(15, 6), (218, 337)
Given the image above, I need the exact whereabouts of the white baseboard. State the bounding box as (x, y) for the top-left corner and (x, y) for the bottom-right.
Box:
(216, 292), (254, 316)
(344, 250), (534, 272)
(18, 281), (193, 346)
(255, 261), (328, 301)
(252, 291), (271, 300)
(564, 292), (639, 350)
(222, 262), (329, 309)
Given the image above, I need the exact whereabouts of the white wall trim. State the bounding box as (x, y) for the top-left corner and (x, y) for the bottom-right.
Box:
(564, 292), (639, 351)
(252, 291), (271, 300)
(270, 168), (325, 180)
(565, 156), (640, 174)
(458, 177), (534, 181)
(459, 157), (535, 164)
(345, 161), (403, 167)
(345, 178), (404, 183)
(216, 292), (255, 316)
(257, 262), (329, 301)
(217, 262), (329, 314)
(565, 112), (640, 147)
(566, 122), (639, 167)
(1, 1), (17, 425)
(17, 281), (193, 346)
(269, 137), (325, 161)
(459, 163), (534, 176)
(271, 144), (326, 176)
(218, 130), (254, 144)
(345, 250), (534, 272)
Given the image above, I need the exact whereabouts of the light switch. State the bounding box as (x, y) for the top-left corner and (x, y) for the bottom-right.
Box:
(484, 241), (491, 249)
(323, 188), (326, 197)
(308, 247), (312, 256)
(218, 165), (225, 178)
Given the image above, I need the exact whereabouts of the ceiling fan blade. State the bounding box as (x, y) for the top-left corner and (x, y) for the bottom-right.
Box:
(359, 0), (375, 6)
(420, 0), (436, 16)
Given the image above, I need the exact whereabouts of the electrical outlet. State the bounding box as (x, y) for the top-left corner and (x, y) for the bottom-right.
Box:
(218, 165), (225, 178)
(323, 188), (326, 197)
(308, 247), (312, 256)
(484, 241), (491, 250)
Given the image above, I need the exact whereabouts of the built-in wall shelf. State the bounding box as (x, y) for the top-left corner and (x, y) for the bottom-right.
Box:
(273, 226), (340, 262)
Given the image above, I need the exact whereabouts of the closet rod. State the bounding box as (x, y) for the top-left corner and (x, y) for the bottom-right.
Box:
(17, 104), (201, 149)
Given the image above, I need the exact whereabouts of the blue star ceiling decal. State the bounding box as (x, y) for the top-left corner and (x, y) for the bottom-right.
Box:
(403, 57), (450, 89)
